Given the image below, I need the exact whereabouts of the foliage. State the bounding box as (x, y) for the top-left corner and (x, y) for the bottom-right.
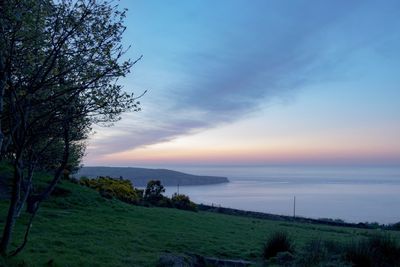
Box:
(296, 239), (328, 266)
(293, 239), (349, 267)
(0, 0), (143, 255)
(171, 193), (197, 212)
(144, 180), (165, 205)
(80, 176), (140, 204)
(294, 234), (400, 267)
(1, 172), (400, 266)
(79, 177), (196, 212)
(142, 180), (197, 211)
(389, 222), (400, 231)
(155, 196), (173, 208)
(344, 234), (400, 267)
(263, 231), (294, 260)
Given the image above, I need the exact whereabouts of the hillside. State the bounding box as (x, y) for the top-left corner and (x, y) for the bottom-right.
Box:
(76, 166), (229, 186)
(1, 168), (399, 266)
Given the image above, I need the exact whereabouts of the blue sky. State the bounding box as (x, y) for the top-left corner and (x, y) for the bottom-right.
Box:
(84, 0), (400, 166)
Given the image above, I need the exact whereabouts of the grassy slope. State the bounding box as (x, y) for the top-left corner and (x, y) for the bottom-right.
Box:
(0, 167), (399, 266)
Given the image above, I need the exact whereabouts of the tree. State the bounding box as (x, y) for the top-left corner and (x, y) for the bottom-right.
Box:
(144, 180), (166, 204)
(0, 0), (7, 152)
(171, 193), (197, 212)
(0, 0), (143, 256)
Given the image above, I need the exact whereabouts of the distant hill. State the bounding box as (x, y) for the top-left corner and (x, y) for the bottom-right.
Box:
(75, 166), (229, 187)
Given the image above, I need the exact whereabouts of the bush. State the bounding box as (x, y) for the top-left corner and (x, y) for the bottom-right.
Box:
(263, 231), (294, 260)
(156, 196), (173, 208)
(295, 239), (348, 267)
(171, 193), (197, 212)
(79, 176), (140, 204)
(389, 222), (400, 231)
(345, 234), (400, 267)
(144, 180), (165, 204)
(79, 177), (199, 212)
(135, 188), (144, 201)
(296, 239), (327, 266)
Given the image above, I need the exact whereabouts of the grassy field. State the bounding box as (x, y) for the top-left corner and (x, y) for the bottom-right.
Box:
(0, 167), (399, 266)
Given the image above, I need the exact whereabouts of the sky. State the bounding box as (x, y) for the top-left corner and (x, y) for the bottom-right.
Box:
(84, 0), (400, 167)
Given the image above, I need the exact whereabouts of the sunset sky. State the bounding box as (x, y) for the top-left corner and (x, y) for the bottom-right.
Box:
(84, 0), (400, 167)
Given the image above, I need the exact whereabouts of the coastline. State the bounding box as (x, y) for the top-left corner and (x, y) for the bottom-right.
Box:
(197, 204), (400, 230)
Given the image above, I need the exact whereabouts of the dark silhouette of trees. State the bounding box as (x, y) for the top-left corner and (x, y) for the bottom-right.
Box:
(144, 180), (166, 204)
(171, 193), (197, 212)
(0, 0), (143, 256)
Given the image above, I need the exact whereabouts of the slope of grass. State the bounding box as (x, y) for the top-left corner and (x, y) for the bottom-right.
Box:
(0, 168), (399, 266)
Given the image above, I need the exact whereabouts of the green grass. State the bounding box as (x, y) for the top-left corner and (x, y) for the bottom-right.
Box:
(0, 168), (399, 266)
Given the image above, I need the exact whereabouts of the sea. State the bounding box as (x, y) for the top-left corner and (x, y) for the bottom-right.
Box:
(159, 165), (400, 224)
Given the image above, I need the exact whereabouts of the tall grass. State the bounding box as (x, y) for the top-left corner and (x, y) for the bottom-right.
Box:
(345, 234), (400, 267)
(263, 231), (294, 259)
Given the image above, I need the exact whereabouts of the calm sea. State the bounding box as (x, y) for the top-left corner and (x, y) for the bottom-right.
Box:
(160, 166), (400, 224)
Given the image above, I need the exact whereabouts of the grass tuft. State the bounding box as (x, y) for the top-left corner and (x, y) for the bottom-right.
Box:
(263, 231), (294, 259)
(345, 234), (400, 267)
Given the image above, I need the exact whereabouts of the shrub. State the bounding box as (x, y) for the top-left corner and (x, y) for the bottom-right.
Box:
(389, 222), (400, 231)
(144, 180), (165, 204)
(157, 196), (173, 208)
(295, 239), (348, 267)
(171, 193), (197, 212)
(79, 176), (140, 204)
(345, 234), (400, 267)
(296, 239), (327, 266)
(99, 189), (114, 199)
(263, 231), (294, 260)
(135, 188), (144, 201)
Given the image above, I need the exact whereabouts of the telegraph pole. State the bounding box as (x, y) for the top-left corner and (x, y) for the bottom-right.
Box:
(293, 196), (296, 219)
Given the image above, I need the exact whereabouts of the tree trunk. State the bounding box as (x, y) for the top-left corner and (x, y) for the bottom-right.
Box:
(10, 207), (39, 257)
(35, 121), (70, 203)
(0, 1), (6, 156)
(16, 163), (35, 217)
(15, 185), (31, 217)
(0, 43), (6, 155)
(0, 158), (23, 255)
(10, 208), (38, 257)
(26, 195), (40, 214)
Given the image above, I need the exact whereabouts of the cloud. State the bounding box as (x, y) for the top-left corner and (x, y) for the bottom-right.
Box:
(86, 0), (400, 160)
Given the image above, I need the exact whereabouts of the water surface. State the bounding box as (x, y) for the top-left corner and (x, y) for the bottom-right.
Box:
(162, 166), (400, 224)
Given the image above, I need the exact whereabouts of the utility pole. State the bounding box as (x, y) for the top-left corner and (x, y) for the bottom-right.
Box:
(177, 183), (179, 195)
(293, 196), (296, 219)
